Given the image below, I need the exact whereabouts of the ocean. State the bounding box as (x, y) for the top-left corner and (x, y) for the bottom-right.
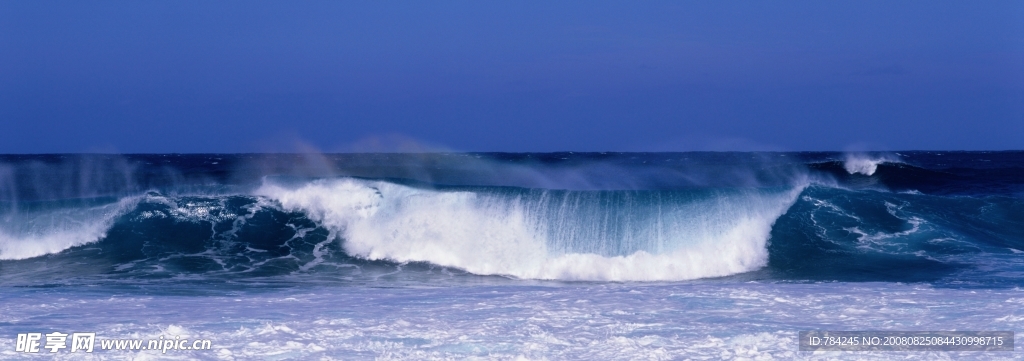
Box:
(0, 151), (1021, 359)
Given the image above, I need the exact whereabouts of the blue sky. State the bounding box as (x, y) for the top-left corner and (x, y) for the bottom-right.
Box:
(2, 1), (1022, 153)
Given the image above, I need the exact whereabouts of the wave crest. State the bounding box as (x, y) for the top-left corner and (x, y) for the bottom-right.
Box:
(0, 198), (137, 260)
(843, 153), (901, 176)
(258, 179), (803, 281)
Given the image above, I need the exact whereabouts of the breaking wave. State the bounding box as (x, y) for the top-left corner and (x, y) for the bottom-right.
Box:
(258, 179), (803, 281)
(842, 153), (902, 176)
(0, 198), (137, 260)
(1, 152), (1022, 286)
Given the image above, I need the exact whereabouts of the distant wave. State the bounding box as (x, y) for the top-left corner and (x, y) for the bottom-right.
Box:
(842, 153), (902, 176)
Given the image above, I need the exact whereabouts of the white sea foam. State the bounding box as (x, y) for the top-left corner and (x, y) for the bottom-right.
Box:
(258, 178), (803, 281)
(1, 283), (1017, 360)
(0, 198), (136, 260)
(842, 153), (901, 176)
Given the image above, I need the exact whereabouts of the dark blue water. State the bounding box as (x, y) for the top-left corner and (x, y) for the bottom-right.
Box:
(0, 152), (1022, 287)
